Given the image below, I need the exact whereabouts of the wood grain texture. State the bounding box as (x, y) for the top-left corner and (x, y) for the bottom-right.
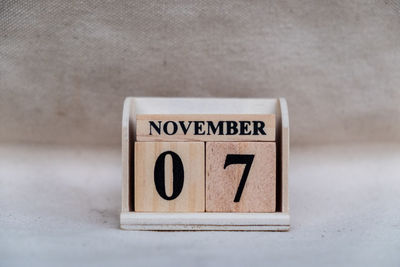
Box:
(206, 142), (276, 212)
(279, 98), (290, 213)
(134, 142), (205, 212)
(136, 114), (275, 142)
(121, 98), (134, 212)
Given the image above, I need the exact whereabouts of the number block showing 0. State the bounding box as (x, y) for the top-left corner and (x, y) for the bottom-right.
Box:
(134, 142), (205, 212)
(206, 142), (276, 213)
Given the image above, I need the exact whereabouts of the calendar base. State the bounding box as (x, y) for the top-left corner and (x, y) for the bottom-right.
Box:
(120, 212), (290, 231)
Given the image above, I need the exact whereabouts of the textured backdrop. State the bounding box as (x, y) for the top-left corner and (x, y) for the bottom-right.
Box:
(1, 0), (399, 146)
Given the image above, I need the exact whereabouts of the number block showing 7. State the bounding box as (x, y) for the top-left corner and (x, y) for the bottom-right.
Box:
(134, 142), (205, 212)
(206, 142), (276, 212)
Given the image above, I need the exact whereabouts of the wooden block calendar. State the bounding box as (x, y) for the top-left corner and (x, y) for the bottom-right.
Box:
(121, 97), (290, 231)
(135, 142), (205, 212)
(206, 142), (276, 213)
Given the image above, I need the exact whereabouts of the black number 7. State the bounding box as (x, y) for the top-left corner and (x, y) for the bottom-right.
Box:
(224, 154), (255, 202)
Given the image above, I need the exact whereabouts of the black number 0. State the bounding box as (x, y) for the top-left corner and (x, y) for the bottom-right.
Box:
(224, 154), (255, 202)
(154, 151), (184, 200)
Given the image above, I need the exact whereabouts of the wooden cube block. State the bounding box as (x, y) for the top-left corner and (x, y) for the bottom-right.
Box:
(136, 114), (275, 142)
(206, 142), (276, 212)
(135, 142), (205, 212)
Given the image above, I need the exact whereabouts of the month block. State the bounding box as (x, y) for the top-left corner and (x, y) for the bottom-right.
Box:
(134, 142), (205, 212)
(136, 114), (275, 142)
(206, 142), (276, 212)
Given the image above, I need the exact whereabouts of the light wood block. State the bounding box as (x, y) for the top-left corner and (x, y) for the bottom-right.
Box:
(136, 114), (275, 142)
(206, 142), (276, 212)
(134, 142), (205, 212)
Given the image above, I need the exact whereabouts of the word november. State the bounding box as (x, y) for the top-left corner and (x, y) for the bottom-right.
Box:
(149, 120), (266, 136)
(136, 114), (275, 141)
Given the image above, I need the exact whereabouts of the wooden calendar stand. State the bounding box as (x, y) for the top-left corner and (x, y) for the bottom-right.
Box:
(120, 97), (290, 231)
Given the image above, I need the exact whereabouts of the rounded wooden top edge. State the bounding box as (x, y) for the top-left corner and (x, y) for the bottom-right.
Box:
(122, 98), (132, 129)
(278, 98), (289, 129)
(124, 97), (288, 132)
(124, 96), (281, 114)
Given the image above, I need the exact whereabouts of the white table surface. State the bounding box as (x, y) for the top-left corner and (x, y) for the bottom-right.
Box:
(1, 143), (399, 266)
